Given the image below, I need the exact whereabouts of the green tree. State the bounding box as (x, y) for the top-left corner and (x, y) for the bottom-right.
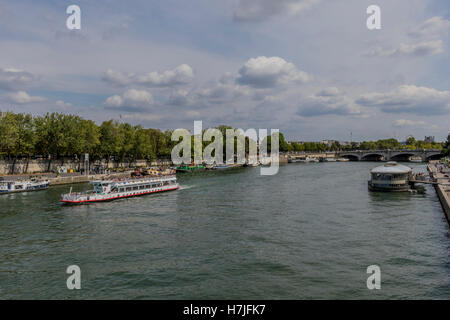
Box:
(78, 119), (100, 157)
(133, 127), (156, 161)
(0, 112), (35, 157)
(406, 136), (416, 146)
(98, 120), (124, 162)
(118, 123), (136, 163)
(443, 134), (450, 156)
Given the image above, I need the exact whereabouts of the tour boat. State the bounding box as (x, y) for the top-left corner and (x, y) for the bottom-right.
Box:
(0, 178), (50, 194)
(291, 156), (319, 163)
(336, 158), (350, 162)
(290, 157), (305, 163)
(60, 175), (179, 204)
(409, 156), (423, 163)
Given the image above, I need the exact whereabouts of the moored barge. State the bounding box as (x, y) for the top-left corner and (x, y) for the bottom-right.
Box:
(0, 178), (50, 194)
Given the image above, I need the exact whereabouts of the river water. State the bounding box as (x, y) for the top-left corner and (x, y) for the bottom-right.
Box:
(1, 162), (449, 299)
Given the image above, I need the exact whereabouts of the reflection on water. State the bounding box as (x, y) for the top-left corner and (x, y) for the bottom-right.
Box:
(0, 162), (449, 299)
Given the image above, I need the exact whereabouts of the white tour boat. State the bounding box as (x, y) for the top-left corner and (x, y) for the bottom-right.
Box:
(290, 156), (319, 163)
(61, 175), (179, 204)
(0, 178), (50, 194)
(409, 156), (423, 163)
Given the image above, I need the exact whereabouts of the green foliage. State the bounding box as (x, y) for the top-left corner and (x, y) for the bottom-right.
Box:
(0, 111), (173, 161)
(1, 110), (445, 160)
(443, 134), (450, 156)
(0, 111), (35, 157)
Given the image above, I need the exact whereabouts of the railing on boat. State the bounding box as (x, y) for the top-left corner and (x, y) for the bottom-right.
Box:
(98, 174), (177, 184)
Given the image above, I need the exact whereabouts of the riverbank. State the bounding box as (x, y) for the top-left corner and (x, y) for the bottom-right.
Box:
(0, 158), (171, 175)
(428, 162), (450, 222)
(0, 171), (133, 185)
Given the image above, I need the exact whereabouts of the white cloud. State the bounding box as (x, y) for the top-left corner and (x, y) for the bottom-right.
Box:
(102, 69), (132, 87)
(356, 85), (450, 115)
(6, 91), (46, 104)
(0, 67), (36, 90)
(408, 16), (450, 39)
(298, 88), (362, 117)
(233, 0), (320, 21)
(367, 16), (450, 58)
(104, 89), (154, 111)
(367, 40), (443, 57)
(55, 100), (73, 109)
(236, 56), (309, 88)
(393, 119), (427, 127)
(196, 83), (250, 104)
(317, 87), (340, 97)
(167, 89), (191, 106)
(102, 64), (194, 87)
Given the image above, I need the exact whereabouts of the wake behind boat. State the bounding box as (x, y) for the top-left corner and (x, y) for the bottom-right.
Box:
(61, 175), (179, 204)
(0, 177), (50, 194)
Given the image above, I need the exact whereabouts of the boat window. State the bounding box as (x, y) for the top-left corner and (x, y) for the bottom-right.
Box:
(133, 186), (138, 191)
(126, 187), (131, 191)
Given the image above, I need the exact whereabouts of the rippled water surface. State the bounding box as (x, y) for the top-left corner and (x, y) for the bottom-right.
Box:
(1, 162), (449, 299)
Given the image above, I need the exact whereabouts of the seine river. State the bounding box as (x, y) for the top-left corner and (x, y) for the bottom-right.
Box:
(1, 162), (449, 299)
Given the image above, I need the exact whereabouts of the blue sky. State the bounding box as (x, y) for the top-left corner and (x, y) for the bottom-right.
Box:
(0, 0), (450, 141)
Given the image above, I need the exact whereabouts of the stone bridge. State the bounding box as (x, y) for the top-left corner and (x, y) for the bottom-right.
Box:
(337, 149), (443, 161)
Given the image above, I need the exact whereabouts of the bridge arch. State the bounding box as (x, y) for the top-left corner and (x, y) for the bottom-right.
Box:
(425, 153), (443, 161)
(361, 153), (384, 161)
(339, 154), (360, 161)
(389, 153), (417, 162)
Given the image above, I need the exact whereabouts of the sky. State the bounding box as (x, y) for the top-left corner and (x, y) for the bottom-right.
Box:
(0, 0), (449, 142)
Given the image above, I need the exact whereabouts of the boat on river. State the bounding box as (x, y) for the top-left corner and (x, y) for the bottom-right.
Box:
(368, 162), (413, 192)
(0, 178), (50, 194)
(61, 175), (179, 204)
(176, 164), (206, 173)
(290, 156), (319, 163)
(409, 156), (423, 163)
(210, 164), (231, 170)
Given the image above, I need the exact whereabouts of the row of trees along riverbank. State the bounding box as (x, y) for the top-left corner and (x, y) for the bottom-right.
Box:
(0, 111), (447, 163)
(0, 112), (174, 166)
